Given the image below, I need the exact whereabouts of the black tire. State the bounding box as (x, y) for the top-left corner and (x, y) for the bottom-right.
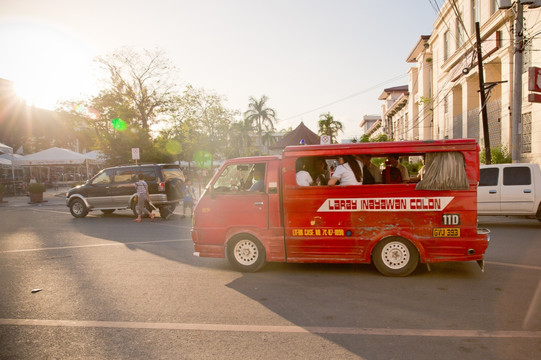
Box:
(226, 235), (266, 272)
(69, 198), (88, 218)
(372, 237), (419, 277)
(101, 209), (115, 215)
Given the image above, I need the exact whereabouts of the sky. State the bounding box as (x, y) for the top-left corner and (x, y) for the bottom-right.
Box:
(0, 0), (439, 140)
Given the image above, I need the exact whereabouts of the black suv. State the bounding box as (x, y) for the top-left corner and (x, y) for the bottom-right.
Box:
(66, 164), (184, 219)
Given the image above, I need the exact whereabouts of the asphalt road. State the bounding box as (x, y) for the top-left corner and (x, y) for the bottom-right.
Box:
(0, 195), (540, 359)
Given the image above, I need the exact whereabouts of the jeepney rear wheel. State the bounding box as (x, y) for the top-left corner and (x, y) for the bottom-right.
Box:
(227, 234), (266, 272)
(372, 237), (419, 277)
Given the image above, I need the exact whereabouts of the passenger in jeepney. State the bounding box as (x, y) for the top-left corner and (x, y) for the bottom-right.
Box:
(328, 155), (362, 186)
(313, 157), (330, 186)
(295, 158), (313, 186)
(358, 154), (382, 184)
(249, 165), (265, 191)
(387, 154), (410, 183)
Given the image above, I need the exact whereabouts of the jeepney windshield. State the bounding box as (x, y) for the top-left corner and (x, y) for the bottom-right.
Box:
(213, 163), (264, 192)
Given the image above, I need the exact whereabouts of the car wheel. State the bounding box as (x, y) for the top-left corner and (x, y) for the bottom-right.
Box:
(372, 237), (419, 277)
(70, 198), (88, 218)
(101, 209), (115, 215)
(226, 235), (266, 272)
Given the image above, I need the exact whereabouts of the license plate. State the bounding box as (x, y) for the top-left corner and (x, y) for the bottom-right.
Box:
(433, 228), (461, 237)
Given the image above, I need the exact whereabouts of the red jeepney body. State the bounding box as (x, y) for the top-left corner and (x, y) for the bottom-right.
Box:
(191, 139), (489, 274)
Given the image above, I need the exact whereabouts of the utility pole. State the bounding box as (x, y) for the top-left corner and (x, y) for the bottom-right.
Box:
(475, 22), (492, 164)
(512, 2), (524, 162)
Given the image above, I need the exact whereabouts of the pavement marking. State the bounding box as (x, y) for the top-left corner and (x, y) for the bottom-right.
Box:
(0, 319), (540, 338)
(485, 261), (541, 271)
(523, 279), (541, 330)
(0, 239), (192, 254)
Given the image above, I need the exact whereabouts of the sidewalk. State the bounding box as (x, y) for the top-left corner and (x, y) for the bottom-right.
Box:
(0, 186), (69, 207)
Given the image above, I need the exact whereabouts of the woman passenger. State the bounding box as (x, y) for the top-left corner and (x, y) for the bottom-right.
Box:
(328, 155), (362, 186)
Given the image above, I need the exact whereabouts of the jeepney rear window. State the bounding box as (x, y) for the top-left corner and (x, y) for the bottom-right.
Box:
(415, 152), (468, 190)
(213, 163), (266, 192)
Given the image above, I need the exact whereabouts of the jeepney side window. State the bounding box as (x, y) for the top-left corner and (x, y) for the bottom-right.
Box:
(415, 151), (469, 190)
(212, 163), (265, 193)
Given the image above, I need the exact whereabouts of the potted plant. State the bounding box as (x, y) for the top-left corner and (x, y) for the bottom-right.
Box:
(27, 182), (46, 203)
(0, 183), (5, 202)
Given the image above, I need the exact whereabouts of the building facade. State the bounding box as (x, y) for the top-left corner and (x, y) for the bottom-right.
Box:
(381, 0), (541, 165)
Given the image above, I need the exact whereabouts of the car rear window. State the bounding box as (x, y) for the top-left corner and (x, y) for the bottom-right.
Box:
(162, 168), (183, 180)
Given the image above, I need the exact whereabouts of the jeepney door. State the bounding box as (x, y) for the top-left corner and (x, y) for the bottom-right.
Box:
(202, 162), (269, 238)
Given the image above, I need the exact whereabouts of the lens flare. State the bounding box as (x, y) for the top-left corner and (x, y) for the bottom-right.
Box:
(72, 104), (101, 119)
(165, 140), (181, 155)
(112, 118), (127, 131)
(194, 150), (212, 169)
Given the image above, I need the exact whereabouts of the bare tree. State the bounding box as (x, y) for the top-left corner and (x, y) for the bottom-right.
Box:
(96, 47), (178, 131)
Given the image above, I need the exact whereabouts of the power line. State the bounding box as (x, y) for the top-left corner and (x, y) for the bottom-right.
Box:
(279, 73), (408, 122)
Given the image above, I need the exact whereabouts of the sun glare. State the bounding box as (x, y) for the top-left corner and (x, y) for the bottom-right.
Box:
(0, 20), (97, 109)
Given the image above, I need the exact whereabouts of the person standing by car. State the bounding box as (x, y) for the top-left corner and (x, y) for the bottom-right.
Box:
(134, 173), (155, 222)
(181, 179), (197, 218)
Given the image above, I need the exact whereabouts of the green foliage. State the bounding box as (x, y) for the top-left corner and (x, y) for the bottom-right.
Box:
(360, 133), (391, 143)
(318, 112), (343, 144)
(0, 183), (5, 194)
(480, 145), (512, 164)
(404, 159), (423, 176)
(27, 183), (46, 194)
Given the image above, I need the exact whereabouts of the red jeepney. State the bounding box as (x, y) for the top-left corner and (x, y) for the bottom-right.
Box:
(191, 139), (490, 276)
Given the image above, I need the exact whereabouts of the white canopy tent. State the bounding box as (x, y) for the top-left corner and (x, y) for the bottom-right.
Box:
(0, 142), (16, 188)
(13, 147), (92, 182)
(0, 142), (13, 156)
(84, 150), (107, 165)
(13, 147), (88, 166)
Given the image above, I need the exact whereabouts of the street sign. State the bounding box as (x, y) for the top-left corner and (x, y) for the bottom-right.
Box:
(132, 148), (140, 160)
(321, 135), (331, 145)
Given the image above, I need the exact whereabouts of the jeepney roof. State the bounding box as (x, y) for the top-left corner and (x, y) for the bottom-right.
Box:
(282, 139), (479, 157)
(224, 155), (282, 163)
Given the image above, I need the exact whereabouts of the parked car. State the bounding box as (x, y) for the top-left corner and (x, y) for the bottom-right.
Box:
(478, 163), (541, 221)
(66, 164), (185, 219)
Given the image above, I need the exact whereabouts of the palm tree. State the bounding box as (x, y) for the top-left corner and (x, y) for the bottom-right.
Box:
(261, 125), (278, 154)
(244, 95), (277, 155)
(318, 112), (343, 144)
(229, 121), (254, 157)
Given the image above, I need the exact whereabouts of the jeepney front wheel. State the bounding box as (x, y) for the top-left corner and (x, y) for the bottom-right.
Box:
(372, 237), (419, 277)
(227, 234), (266, 272)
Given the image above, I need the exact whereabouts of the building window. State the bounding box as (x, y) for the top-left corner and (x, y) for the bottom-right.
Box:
(444, 30), (451, 61)
(522, 112), (532, 153)
(491, 0), (498, 15)
(444, 94), (449, 114)
(472, 0), (479, 32)
(456, 16), (464, 48)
